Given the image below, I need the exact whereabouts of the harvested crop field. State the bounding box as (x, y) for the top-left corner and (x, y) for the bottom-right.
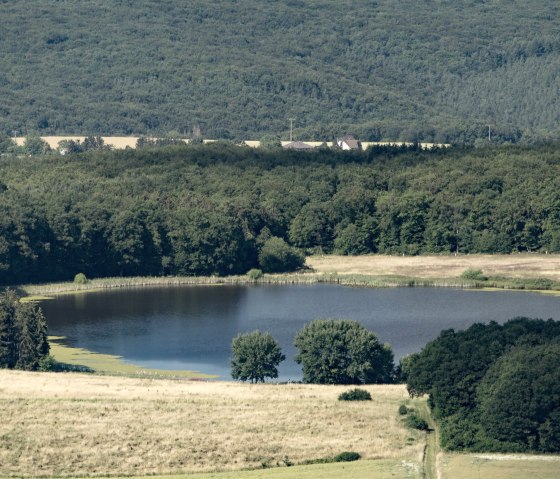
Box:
(0, 371), (423, 477)
(307, 254), (560, 280)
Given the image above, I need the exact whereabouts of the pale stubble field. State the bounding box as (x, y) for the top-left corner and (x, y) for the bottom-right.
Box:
(307, 254), (560, 280)
(0, 370), (424, 478)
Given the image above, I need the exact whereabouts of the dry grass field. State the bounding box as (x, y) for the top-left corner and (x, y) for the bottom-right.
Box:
(0, 370), (424, 478)
(14, 136), (141, 149)
(307, 254), (560, 280)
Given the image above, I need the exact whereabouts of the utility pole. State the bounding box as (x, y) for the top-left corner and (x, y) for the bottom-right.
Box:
(288, 118), (295, 142)
(488, 125), (491, 142)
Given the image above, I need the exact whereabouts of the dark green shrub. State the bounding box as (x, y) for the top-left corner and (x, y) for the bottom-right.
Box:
(258, 236), (305, 273)
(338, 388), (372, 401)
(38, 355), (56, 371)
(460, 269), (487, 280)
(406, 413), (429, 431)
(334, 451), (361, 462)
(74, 272), (88, 284)
(399, 404), (409, 415)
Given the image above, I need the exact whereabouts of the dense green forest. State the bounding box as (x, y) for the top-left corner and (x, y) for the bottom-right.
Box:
(0, 0), (559, 143)
(1, 142), (560, 285)
(0, 289), (49, 370)
(406, 318), (560, 452)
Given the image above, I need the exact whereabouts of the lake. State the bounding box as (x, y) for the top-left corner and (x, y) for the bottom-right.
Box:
(41, 284), (560, 380)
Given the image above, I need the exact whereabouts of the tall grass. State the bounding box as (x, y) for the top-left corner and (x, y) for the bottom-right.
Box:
(18, 272), (560, 298)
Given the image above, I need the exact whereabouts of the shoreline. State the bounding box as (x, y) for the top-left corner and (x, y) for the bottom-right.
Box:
(17, 272), (560, 300)
(48, 336), (218, 380)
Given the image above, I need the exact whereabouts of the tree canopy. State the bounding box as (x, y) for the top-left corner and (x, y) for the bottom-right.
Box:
(294, 319), (394, 384)
(3, 143), (560, 285)
(0, 1), (559, 144)
(406, 318), (560, 452)
(230, 331), (285, 383)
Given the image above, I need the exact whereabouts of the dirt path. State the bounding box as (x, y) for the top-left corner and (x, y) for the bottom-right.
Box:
(416, 401), (439, 479)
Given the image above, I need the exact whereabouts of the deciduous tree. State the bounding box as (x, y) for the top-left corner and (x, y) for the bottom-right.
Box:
(294, 319), (394, 384)
(231, 331), (285, 383)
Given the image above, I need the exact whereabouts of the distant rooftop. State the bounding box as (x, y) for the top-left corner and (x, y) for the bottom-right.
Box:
(282, 141), (315, 150)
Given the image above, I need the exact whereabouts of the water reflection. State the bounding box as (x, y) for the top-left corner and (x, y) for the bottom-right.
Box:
(42, 284), (560, 380)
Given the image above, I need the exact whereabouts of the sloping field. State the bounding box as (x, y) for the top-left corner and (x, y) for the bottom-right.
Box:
(307, 254), (560, 280)
(0, 370), (423, 478)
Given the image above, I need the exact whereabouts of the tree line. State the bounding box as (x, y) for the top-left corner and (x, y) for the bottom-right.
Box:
(405, 317), (560, 453)
(2, 142), (560, 285)
(232, 316), (560, 454)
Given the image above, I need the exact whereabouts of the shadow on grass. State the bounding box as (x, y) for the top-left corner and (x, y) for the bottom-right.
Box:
(44, 358), (94, 373)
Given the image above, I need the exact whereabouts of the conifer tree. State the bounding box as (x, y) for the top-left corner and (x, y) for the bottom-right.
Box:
(0, 290), (49, 370)
(15, 302), (49, 370)
(0, 290), (19, 368)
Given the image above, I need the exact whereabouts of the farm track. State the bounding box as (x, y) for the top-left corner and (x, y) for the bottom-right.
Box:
(417, 401), (439, 479)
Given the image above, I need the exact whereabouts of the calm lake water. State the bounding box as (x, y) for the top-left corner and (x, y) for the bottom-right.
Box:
(41, 284), (560, 380)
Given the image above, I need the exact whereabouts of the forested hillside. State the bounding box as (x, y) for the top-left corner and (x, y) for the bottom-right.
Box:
(1, 143), (560, 285)
(0, 0), (559, 143)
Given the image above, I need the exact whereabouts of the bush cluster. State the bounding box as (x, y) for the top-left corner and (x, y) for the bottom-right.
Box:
(333, 451), (361, 462)
(74, 273), (88, 284)
(405, 414), (429, 431)
(460, 269), (487, 281)
(338, 388), (372, 401)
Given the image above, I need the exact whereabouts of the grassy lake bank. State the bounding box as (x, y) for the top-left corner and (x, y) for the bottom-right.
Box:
(48, 336), (217, 379)
(15, 254), (560, 299)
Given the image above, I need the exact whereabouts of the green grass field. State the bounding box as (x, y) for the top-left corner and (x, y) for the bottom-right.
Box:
(439, 453), (560, 479)
(119, 459), (420, 479)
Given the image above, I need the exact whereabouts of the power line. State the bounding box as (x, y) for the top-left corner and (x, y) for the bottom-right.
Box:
(288, 118), (295, 142)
